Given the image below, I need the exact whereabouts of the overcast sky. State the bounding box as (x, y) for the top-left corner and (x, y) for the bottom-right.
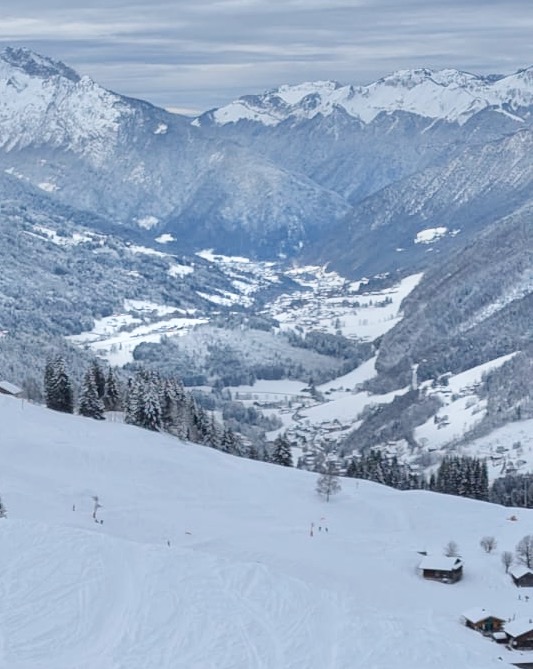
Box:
(1, 0), (532, 114)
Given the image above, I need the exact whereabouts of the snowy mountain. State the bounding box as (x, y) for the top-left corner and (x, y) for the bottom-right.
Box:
(1, 47), (532, 265)
(313, 127), (533, 276)
(0, 47), (348, 258)
(0, 46), (531, 456)
(2, 393), (533, 669)
(197, 66), (533, 127)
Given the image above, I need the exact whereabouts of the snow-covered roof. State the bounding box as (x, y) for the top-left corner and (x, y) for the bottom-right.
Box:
(462, 607), (504, 624)
(0, 380), (22, 395)
(509, 565), (533, 579)
(419, 556), (462, 571)
(505, 617), (533, 639)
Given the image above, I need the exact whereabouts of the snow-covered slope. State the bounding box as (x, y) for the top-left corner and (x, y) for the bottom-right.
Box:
(0, 47), (352, 258)
(0, 47), (136, 160)
(200, 66), (533, 127)
(2, 395), (533, 668)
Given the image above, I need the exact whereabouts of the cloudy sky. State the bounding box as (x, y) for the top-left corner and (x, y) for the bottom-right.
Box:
(1, 0), (532, 114)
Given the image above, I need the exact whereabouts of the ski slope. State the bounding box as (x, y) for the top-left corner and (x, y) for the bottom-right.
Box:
(1, 395), (532, 668)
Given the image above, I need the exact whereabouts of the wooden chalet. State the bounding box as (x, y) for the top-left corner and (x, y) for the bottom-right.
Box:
(505, 618), (533, 650)
(0, 380), (22, 397)
(462, 607), (505, 634)
(510, 565), (533, 588)
(419, 555), (463, 583)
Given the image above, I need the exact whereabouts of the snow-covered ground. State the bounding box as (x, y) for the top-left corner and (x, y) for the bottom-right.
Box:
(266, 269), (423, 341)
(466, 420), (533, 482)
(68, 300), (206, 366)
(1, 394), (533, 668)
(414, 354), (519, 459)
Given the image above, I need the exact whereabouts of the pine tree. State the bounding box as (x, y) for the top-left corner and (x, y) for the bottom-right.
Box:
(103, 367), (121, 411)
(44, 357), (55, 408)
(90, 359), (106, 400)
(270, 434), (293, 467)
(44, 355), (74, 414)
(204, 412), (221, 449)
(138, 372), (162, 431)
(78, 368), (105, 420)
(220, 427), (239, 455)
(0, 495), (7, 518)
(124, 370), (162, 431)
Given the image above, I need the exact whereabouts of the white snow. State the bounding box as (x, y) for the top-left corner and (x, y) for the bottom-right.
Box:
(153, 123), (168, 134)
(1, 394), (533, 668)
(197, 249), (251, 264)
(168, 263), (194, 278)
(0, 57), (129, 162)
(135, 216), (159, 230)
(31, 224), (96, 247)
(68, 300), (205, 365)
(415, 227), (448, 244)
(268, 270), (423, 341)
(467, 419), (533, 481)
(37, 181), (59, 192)
(208, 67), (533, 127)
(415, 354), (518, 453)
(155, 233), (176, 244)
(128, 244), (167, 257)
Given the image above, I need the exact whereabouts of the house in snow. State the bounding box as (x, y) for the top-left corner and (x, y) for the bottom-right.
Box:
(419, 555), (463, 583)
(0, 380), (22, 397)
(505, 618), (533, 649)
(461, 607), (505, 634)
(509, 565), (533, 588)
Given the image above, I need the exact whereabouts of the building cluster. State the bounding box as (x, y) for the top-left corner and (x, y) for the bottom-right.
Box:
(419, 555), (533, 651)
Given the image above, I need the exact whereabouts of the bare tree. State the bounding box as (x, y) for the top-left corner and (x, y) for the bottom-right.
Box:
(92, 495), (102, 522)
(316, 464), (341, 502)
(444, 540), (460, 557)
(480, 536), (497, 553)
(516, 535), (533, 568)
(501, 551), (513, 573)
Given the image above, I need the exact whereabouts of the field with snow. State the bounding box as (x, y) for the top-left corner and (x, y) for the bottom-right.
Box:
(2, 395), (533, 668)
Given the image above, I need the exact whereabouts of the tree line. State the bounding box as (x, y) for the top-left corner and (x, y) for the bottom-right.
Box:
(345, 452), (489, 501)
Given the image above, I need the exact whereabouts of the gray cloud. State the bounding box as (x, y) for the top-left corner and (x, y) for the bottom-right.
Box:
(0, 0), (532, 113)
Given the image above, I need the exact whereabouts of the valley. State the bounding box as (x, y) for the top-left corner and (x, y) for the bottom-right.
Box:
(0, 43), (531, 669)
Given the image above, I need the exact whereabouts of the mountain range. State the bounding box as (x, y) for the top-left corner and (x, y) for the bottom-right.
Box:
(0, 46), (531, 455)
(0, 47), (532, 265)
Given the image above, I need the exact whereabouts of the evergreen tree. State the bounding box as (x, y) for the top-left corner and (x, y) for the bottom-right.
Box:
(124, 369), (162, 431)
(204, 412), (221, 449)
(0, 495), (7, 518)
(90, 359), (106, 400)
(270, 434), (293, 467)
(44, 355), (74, 414)
(220, 427), (239, 455)
(78, 368), (105, 419)
(103, 367), (121, 411)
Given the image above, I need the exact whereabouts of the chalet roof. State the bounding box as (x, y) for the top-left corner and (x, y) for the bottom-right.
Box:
(509, 565), (533, 579)
(0, 380), (22, 395)
(462, 607), (505, 624)
(505, 618), (533, 639)
(419, 556), (463, 572)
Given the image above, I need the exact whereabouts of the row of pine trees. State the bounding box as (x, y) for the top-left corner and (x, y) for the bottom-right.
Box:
(43, 355), (501, 505)
(43, 355), (296, 465)
(345, 451), (489, 501)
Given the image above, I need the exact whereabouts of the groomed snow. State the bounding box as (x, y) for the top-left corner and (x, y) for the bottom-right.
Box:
(2, 395), (532, 668)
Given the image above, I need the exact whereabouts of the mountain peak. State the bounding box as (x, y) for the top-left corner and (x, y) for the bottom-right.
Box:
(201, 65), (533, 128)
(0, 46), (80, 82)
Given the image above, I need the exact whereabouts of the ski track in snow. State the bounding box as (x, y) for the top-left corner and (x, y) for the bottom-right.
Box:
(0, 396), (531, 668)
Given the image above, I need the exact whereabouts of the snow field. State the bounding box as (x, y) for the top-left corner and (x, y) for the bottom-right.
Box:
(1, 396), (533, 667)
